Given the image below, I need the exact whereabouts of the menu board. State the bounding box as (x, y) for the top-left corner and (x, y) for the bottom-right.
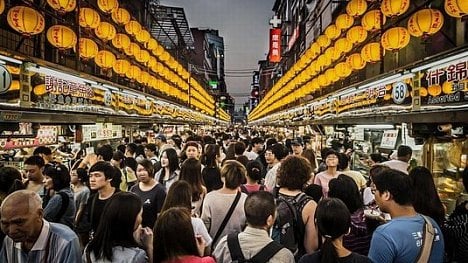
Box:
(0, 125), (58, 149)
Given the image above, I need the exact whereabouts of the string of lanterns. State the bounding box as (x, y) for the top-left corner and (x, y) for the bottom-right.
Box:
(250, 0), (462, 122)
(3, 0), (217, 117)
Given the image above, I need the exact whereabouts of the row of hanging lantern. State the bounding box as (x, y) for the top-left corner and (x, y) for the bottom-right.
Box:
(250, 0), (458, 121)
(2, 0), (215, 116)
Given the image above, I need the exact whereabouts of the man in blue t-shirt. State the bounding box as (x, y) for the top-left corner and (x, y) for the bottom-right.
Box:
(368, 169), (444, 263)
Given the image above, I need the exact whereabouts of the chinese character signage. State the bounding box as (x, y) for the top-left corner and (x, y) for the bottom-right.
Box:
(269, 29), (281, 63)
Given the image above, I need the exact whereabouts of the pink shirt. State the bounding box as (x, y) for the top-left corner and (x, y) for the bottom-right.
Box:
(314, 171), (339, 198)
(164, 255), (215, 263)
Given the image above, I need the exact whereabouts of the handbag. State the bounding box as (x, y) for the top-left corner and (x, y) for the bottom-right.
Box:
(211, 191), (242, 249)
(416, 215), (435, 263)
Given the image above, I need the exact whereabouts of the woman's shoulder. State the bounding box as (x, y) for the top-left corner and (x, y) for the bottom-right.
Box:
(112, 246), (147, 262)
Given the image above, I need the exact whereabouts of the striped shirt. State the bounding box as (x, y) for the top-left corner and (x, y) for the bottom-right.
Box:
(0, 220), (81, 263)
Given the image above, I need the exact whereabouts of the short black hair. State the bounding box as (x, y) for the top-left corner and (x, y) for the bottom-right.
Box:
(373, 168), (413, 206)
(33, 146), (52, 156)
(0, 166), (24, 194)
(96, 144), (113, 161)
(397, 145), (412, 157)
(245, 191), (276, 227)
(328, 174), (363, 213)
(266, 143), (288, 161)
(126, 143), (137, 155)
(234, 141), (246, 155)
(145, 143), (157, 153)
(89, 161), (115, 180)
(251, 137), (264, 145)
(24, 155), (45, 168)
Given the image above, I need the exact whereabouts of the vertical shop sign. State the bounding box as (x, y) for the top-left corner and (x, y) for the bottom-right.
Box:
(269, 29), (281, 63)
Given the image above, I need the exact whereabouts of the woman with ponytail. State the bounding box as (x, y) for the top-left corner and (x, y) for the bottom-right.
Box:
(298, 198), (370, 263)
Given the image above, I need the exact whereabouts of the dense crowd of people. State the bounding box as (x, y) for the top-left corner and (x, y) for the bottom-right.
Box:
(0, 128), (467, 262)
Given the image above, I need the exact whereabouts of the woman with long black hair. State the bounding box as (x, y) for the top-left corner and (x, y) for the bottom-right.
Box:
(154, 148), (180, 191)
(84, 192), (153, 262)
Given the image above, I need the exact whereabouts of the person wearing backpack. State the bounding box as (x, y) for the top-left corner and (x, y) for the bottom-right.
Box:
(241, 160), (267, 194)
(213, 191), (294, 263)
(272, 155), (319, 260)
(43, 162), (76, 229)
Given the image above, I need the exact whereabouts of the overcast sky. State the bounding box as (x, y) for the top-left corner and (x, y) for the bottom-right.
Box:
(159, 0), (276, 107)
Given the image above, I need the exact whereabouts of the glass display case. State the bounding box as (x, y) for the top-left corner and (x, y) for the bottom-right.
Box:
(427, 137), (468, 215)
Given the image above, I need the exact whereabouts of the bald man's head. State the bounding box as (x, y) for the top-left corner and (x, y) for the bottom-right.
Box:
(1, 190), (43, 243)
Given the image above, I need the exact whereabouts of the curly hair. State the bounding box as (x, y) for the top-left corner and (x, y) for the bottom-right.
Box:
(277, 155), (312, 190)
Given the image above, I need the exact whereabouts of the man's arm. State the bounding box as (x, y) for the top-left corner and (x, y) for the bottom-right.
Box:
(302, 200), (319, 253)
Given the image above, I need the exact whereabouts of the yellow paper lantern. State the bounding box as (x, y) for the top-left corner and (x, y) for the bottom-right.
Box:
(135, 49), (150, 63)
(126, 65), (141, 79)
(124, 42), (141, 57)
(381, 27), (410, 51)
(361, 42), (382, 63)
(362, 10), (386, 31)
(347, 53), (367, 70)
(407, 9), (444, 37)
(79, 38), (98, 60)
(335, 62), (352, 78)
(317, 54), (331, 70)
(0, 0), (4, 15)
(381, 0), (410, 17)
(336, 14), (355, 31)
(137, 71), (150, 84)
(97, 0), (118, 14)
(159, 51), (170, 62)
(445, 0), (468, 18)
(95, 50), (116, 69)
(136, 29), (151, 44)
(147, 38), (158, 51)
(46, 25), (77, 50)
(79, 8), (100, 29)
(309, 42), (321, 58)
(95, 22), (116, 42)
(325, 47), (340, 62)
(111, 8), (131, 25)
(335, 38), (353, 54)
(7, 6), (45, 36)
(325, 68), (339, 83)
(112, 33), (131, 50)
(325, 24), (340, 40)
(113, 59), (130, 75)
(318, 74), (331, 87)
(317, 35), (331, 48)
(125, 20), (141, 36)
(47, 0), (76, 13)
(346, 0), (368, 17)
(346, 26), (368, 44)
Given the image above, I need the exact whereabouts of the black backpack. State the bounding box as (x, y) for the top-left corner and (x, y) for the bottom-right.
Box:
(227, 233), (284, 263)
(271, 192), (311, 258)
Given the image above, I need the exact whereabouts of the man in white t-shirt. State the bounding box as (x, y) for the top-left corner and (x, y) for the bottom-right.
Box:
(244, 137), (264, 161)
(381, 145), (412, 174)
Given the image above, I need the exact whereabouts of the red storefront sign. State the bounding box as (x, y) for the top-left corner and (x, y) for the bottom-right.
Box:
(269, 28), (281, 63)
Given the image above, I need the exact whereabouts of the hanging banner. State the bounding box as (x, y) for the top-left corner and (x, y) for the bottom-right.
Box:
(269, 28), (281, 63)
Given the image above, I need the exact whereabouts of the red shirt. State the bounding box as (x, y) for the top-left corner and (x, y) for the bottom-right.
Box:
(164, 255), (215, 263)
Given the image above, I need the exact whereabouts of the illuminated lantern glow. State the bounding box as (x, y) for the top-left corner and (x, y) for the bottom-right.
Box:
(325, 47), (341, 62)
(124, 42), (141, 57)
(137, 71), (150, 85)
(316, 54), (331, 70)
(159, 51), (170, 62)
(135, 49), (150, 63)
(318, 74), (331, 87)
(445, 0), (468, 18)
(335, 38), (353, 54)
(111, 8), (131, 25)
(146, 38), (158, 51)
(94, 50), (116, 69)
(335, 62), (352, 78)
(0, 0), (4, 15)
(152, 45), (164, 57)
(47, 0), (76, 13)
(136, 29), (151, 44)
(309, 42), (321, 58)
(346, 0), (368, 17)
(381, 27), (410, 51)
(361, 42), (382, 63)
(113, 59), (130, 75)
(78, 38), (98, 60)
(95, 22), (116, 41)
(381, 0), (410, 17)
(325, 24), (340, 40)
(407, 9), (444, 37)
(126, 65), (141, 80)
(79, 8), (100, 29)
(317, 35), (331, 48)
(97, 0), (118, 14)
(346, 26), (368, 44)
(125, 20), (142, 36)
(325, 68), (339, 83)
(46, 25), (77, 50)
(362, 10), (386, 31)
(347, 53), (367, 70)
(7, 6), (45, 36)
(111, 33), (131, 50)
(336, 14), (355, 31)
